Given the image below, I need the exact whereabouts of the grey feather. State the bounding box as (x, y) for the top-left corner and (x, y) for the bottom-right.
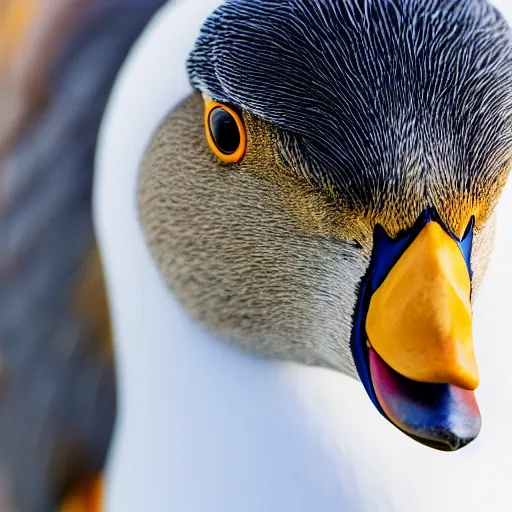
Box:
(188, 0), (512, 232)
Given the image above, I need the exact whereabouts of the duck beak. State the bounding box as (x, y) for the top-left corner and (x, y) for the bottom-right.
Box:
(367, 221), (478, 389)
(365, 221), (481, 450)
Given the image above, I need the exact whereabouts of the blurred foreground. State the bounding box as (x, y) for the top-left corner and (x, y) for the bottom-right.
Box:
(0, 1), (165, 510)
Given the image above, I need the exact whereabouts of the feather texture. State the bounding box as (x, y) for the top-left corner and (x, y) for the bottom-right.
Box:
(188, 0), (512, 236)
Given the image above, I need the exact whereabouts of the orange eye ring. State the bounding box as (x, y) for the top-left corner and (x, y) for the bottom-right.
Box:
(204, 97), (246, 163)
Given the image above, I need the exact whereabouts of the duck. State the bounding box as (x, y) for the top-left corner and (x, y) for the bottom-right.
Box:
(95, 0), (512, 510)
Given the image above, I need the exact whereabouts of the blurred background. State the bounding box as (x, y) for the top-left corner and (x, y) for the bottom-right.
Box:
(0, 1), (168, 510)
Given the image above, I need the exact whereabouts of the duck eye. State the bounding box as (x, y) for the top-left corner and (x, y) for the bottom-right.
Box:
(204, 99), (246, 163)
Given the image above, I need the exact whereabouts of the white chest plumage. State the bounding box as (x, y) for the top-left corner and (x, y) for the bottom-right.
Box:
(95, 1), (512, 510)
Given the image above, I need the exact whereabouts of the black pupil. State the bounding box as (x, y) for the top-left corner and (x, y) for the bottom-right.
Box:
(209, 107), (241, 155)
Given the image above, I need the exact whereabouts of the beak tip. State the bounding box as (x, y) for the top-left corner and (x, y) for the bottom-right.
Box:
(445, 351), (479, 390)
(454, 369), (479, 391)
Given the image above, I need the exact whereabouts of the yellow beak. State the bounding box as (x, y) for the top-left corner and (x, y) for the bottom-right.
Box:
(366, 221), (478, 391)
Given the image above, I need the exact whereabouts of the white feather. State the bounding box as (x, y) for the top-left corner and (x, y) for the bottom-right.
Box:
(95, 1), (512, 510)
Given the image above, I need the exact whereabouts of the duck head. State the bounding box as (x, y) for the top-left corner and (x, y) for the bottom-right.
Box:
(137, 0), (512, 451)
